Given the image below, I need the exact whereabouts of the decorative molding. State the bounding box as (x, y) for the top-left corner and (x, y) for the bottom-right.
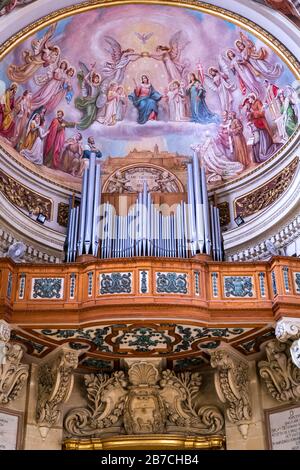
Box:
(282, 267), (290, 292)
(6, 271), (12, 299)
(259, 272), (266, 297)
(275, 318), (300, 369)
(139, 271), (149, 294)
(258, 339), (300, 401)
(271, 271), (278, 296)
(36, 347), (79, 438)
(69, 273), (76, 300)
(64, 361), (224, 437)
(103, 164), (184, 194)
(294, 273), (300, 293)
(31, 278), (64, 299)
(217, 202), (231, 227)
(0, 226), (62, 264)
(275, 318), (300, 343)
(0, 320), (11, 343)
(18, 273), (26, 299)
(57, 203), (69, 228)
(156, 272), (187, 294)
(224, 276), (254, 298)
(290, 339), (300, 368)
(0, 343), (29, 404)
(235, 158), (299, 219)
(210, 349), (252, 439)
(211, 272), (218, 297)
(226, 211), (300, 262)
(28, 324), (249, 359)
(194, 271), (200, 296)
(100, 272), (132, 295)
(0, 168), (52, 220)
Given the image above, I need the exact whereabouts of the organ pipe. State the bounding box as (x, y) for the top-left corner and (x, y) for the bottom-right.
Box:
(66, 154), (223, 262)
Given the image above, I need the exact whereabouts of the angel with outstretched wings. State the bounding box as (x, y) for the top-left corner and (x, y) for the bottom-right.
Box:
(7, 23), (59, 84)
(101, 36), (141, 84)
(150, 30), (191, 82)
(75, 61), (103, 130)
(220, 49), (263, 96)
(235, 31), (282, 80)
(204, 60), (237, 112)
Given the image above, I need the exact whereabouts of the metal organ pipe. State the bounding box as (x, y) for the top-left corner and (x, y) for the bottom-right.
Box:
(201, 166), (211, 256)
(67, 156), (224, 262)
(192, 149), (204, 254)
(91, 162), (101, 257)
(77, 168), (88, 256)
(84, 152), (96, 254)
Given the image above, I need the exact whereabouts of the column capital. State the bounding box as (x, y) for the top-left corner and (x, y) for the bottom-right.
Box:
(275, 317), (300, 342)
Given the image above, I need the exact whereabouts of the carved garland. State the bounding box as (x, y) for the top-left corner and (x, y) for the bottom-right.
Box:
(234, 158), (299, 219)
(0, 168), (52, 220)
(64, 362), (224, 437)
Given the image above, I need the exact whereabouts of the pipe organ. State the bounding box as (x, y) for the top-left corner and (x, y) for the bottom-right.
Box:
(66, 151), (223, 262)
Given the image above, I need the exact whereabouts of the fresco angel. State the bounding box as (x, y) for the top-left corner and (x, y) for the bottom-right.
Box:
(75, 62), (102, 130)
(101, 36), (141, 84)
(221, 50), (262, 96)
(30, 59), (73, 113)
(150, 30), (191, 82)
(204, 63), (236, 112)
(7, 23), (60, 84)
(235, 32), (283, 80)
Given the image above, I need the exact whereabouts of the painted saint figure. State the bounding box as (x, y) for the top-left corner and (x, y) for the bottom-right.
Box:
(11, 89), (32, 148)
(61, 132), (85, 176)
(0, 82), (18, 139)
(244, 93), (280, 162)
(43, 110), (76, 169)
(129, 75), (162, 125)
(20, 113), (49, 165)
(278, 89), (298, 138)
(186, 73), (219, 124)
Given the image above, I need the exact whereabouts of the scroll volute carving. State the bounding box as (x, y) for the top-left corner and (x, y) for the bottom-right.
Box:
(258, 339), (300, 402)
(36, 348), (79, 439)
(0, 343), (29, 404)
(210, 349), (252, 439)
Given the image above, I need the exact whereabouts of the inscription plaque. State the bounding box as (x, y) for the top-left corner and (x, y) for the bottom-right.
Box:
(266, 405), (300, 450)
(0, 408), (23, 450)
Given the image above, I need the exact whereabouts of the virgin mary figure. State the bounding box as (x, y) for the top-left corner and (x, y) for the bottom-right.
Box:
(129, 75), (162, 125)
(186, 73), (220, 125)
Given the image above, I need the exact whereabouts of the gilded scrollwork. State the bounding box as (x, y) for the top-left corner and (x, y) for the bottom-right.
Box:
(57, 203), (69, 227)
(64, 361), (224, 438)
(235, 158), (299, 218)
(0, 168), (52, 220)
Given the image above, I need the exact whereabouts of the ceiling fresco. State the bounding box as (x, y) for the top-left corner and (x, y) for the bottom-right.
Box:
(0, 3), (298, 191)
